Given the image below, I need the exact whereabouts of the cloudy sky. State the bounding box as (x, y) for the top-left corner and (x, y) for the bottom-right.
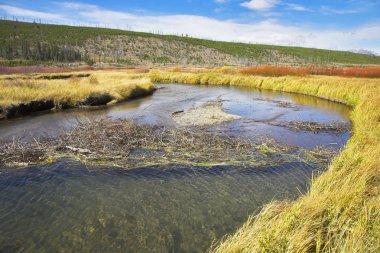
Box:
(1, 0), (380, 53)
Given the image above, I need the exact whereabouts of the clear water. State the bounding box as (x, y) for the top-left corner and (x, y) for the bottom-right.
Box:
(0, 83), (351, 252)
(0, 83), (350, 149)
(0, 161), (319, 253)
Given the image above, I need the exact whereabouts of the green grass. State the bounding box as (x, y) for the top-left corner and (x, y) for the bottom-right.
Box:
(1, 20), (380, 65)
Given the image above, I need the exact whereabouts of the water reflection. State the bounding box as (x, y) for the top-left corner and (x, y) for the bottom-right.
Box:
(0, 83), (351, 150)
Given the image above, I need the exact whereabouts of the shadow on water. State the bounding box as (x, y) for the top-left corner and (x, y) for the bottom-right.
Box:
(0, 160), (319, 253)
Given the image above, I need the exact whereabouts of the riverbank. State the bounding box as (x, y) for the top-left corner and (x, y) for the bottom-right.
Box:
(0, 67), (377, 251)
(0, 72), (155, 119)
(145, 69), (380, 252)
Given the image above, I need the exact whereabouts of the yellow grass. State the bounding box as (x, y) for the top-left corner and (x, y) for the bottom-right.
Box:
(0, 71), (155, 107)
(1, 67), (378, 251)
(147, 69), (380, 253)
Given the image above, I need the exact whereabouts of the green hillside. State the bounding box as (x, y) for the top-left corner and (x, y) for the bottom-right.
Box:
(1, 20), (380, 66)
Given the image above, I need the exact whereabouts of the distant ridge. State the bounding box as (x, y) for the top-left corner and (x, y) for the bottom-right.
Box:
(1, 20), (380, 66)
(350, 49), (378, 56)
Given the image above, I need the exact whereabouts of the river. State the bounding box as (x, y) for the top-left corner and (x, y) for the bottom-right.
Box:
(0, 83), (351, 252)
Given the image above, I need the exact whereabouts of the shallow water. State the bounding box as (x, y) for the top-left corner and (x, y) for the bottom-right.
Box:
(0, 83), (351, 252)
(0, 160), (319, 253)
(0, 83), (350, 149)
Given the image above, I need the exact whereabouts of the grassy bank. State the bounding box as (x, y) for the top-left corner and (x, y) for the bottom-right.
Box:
(147, 70), (380, 252)
(0, 71), (155, 119)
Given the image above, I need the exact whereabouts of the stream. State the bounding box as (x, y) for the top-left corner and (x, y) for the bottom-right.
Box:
(0, 83), (351, 252)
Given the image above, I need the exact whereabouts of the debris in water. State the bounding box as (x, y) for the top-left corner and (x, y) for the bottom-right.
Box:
(275, 120), (350, 133)
(0, 119), (338, 169)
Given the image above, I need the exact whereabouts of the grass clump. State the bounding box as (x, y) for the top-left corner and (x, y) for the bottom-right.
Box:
(145, 69), (380, 253)
(0, 71), (155, 118)
(0, 119), (334, 169)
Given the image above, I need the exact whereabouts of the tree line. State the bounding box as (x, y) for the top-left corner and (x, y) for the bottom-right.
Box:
(0, 40), (82, 62)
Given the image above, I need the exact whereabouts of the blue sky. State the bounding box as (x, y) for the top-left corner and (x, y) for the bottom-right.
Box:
(1, 0), (380, 53)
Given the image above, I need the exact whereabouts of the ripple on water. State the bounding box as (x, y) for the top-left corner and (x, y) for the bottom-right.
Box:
(0, 160), (320, 252)
(0, 83), (350, 252)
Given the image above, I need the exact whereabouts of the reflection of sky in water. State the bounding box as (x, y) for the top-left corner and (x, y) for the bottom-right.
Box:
(0, 83), (351, 149)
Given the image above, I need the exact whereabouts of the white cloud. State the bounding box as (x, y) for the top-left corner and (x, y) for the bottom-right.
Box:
(285, 3), (307, 11)
(0, 4), (62, 20)
(1, 3), (380, 54)
(241, 0), (279, 11)
(320, 6), (362, 14)
(56, 2), (98, 10)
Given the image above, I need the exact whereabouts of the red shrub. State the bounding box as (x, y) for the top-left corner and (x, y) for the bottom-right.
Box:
(239, 65), (380, 78)
(134, 68), (150, 74)
(239, 66), (306, 77)
(342, 67), (380, 78)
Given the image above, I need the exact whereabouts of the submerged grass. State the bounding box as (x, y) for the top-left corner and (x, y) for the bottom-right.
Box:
(146, 69), (380, 252)
(274, 120), (350, 133)
(1, 119), (327, 169)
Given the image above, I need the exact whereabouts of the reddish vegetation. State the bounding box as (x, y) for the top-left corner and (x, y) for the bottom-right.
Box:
(239, 66), (306, 77)
(0, 66), (95, 75)
(1, 65), (380, 78)
(239, 65), (380, 78)
(133, 68), (150, 74)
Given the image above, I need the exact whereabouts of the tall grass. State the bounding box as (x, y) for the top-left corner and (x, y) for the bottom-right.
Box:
(239, 65), (380, 78)
(0, 71), (155, 107)
(148, 70), (380, 253)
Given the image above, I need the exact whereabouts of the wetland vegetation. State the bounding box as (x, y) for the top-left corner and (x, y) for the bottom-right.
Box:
(0, 1), (379, 251)
(0, 66), (378, 252)
(145, 68), (380, 253)
(1, 118), (340, 169)
(0, 71), (155, 119)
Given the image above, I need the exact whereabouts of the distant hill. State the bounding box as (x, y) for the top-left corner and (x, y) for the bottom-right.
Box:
(350, 49), (378, 56)
(1, 20), (380, 66)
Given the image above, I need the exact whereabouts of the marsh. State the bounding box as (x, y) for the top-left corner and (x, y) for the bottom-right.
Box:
(0, 79), (351, 252)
